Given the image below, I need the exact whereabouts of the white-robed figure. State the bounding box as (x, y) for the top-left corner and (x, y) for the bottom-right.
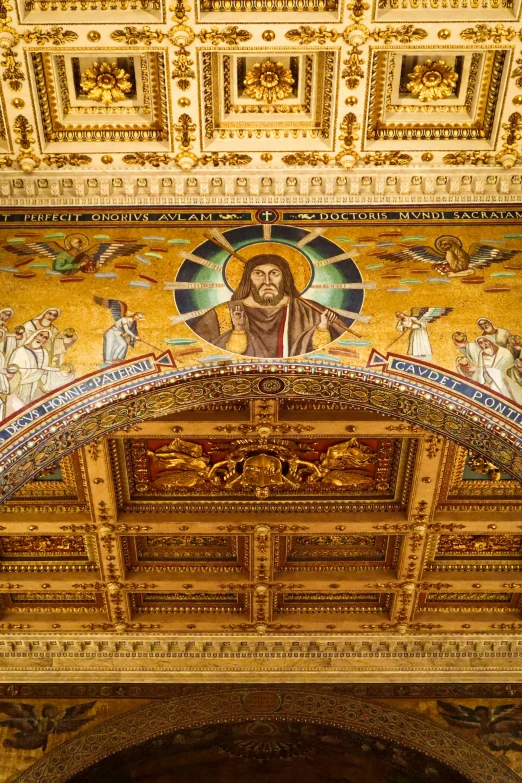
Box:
(0, 352), (21, 420)
(475, 336), (515, 400)
(9, 329), (52, 405)
(477, 317), (512, 352)
(0, 308), (16, 360)
(392, 307), (453, 361)
(93, 297), (144, 364)
(22, 308), (77, 367)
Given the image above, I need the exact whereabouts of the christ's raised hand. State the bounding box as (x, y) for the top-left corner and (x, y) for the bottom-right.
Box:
(231, 305), (246, 332)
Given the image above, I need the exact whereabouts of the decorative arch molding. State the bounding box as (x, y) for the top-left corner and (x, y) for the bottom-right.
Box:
(13, 687), (519, 783)
(0, 359), (521, 498)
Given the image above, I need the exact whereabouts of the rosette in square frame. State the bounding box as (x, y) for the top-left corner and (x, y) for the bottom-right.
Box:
(29, 49), (170, 149)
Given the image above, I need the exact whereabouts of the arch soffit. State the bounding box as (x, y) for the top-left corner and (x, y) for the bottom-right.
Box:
(0, 363), (521, 498)
(13, 687), (519, 783)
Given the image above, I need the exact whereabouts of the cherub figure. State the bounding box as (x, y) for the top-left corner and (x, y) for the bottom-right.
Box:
(4, 234), (146, 275)
(437, 701), (522, 755)
(378, 235), (520, 278)
(0, 701), (96, 752)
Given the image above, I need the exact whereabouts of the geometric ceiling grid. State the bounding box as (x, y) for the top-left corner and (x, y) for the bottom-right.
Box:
(2, 0), (522, 202)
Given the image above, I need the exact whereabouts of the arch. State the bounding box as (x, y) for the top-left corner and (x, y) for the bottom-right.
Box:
(13, 686), (519, 783)
(0, 360), (521, 499)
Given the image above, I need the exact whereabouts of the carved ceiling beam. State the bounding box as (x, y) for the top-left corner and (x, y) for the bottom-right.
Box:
(116, 510), (409, 530)
(387, 433), (446, 627)
(82, 442), (132, 631)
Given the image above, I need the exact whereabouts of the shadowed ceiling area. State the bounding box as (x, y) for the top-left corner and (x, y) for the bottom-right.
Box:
(66, 719), (470, 783)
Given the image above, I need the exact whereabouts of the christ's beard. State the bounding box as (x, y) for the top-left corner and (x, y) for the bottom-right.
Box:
(250, 282), (286, 306)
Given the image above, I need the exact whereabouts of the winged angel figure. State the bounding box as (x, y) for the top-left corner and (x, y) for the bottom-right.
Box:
(4, 234), (146, 275)
(390, 307), (453, 359)
(0, 700), (96, 751)
(438, 701), (522, 755)
(378, 235), (520, 277)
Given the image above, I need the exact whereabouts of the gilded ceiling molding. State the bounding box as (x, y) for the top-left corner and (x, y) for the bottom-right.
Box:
(496, 112), (522, 168)
(21, 26), (77, 45)
(2, 171), (522, 200)
(13, 687), (519, 783)
(460, 23), (519, 42)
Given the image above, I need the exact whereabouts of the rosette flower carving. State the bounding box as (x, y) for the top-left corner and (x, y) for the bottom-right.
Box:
(243, 60), (294, 104)
(80, 61), (133, 106)
(406, 60), (458, 102)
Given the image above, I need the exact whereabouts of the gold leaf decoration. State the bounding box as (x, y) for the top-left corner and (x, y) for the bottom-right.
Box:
(13, 115), (35, 150)
(460, 23), (517, 42)
(342, 47), (365, 90)
(111, 25), (165, 45)
(199, 153), (252, 166)
(362, 151), (412, 166)
(22, 26), (78, 45)
(43, 154), (92, 168)
(511, 56), (522, 89)
(370, 24), (427, 43)
(346, 0), (369, 21)
(80, 61), (133, 106)
(442, 152), (494, 166)
(243, 60), (294, 104)
(122, 153), (173, 167)
(281, 152), (333, 166)
(1, 48), (23, 91)
(197, 25), (252, 44)
(336, 112), (360, 168)
(406, 60), (458, 102)
(175, 113), (196, 149)
(285, 25), (339, 44)
(496, 112), (522, 167)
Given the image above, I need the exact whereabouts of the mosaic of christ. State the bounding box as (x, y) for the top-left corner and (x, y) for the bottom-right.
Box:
(190, 253), (346, 359)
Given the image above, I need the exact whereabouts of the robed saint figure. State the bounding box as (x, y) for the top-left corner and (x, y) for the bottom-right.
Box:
(191, 254), (345, 358)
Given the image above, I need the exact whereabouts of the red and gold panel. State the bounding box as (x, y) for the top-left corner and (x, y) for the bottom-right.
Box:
(6, 453), (87, 507)
(122, 534), (250, 574)
(129, 591), (249, 615)
(416, 592), (522, 613)
(272, 591), (393, 615)
(425, 534), (522, 572)
(437, 444), (522, 508)
(0, 535), (98, 572)
(111, 436), (408, 504)
(0, 591), (105, 613)
(274, 534), (401, 572)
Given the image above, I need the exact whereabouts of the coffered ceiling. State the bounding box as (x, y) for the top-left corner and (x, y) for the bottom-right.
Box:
(2, 398), (522, 681)
(2, 0), (522, 203)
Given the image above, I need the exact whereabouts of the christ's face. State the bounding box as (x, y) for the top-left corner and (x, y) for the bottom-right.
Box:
(250, 263), (285, 306)
(478, 320), (494, 334)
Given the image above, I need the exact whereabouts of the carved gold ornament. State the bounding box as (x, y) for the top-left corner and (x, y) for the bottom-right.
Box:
(22, 26), (77, 45)
(243, 60), (294, 104)
(80, 62), (133, 106)
(146, 436), (376, 499)
(406, 60), (458, 102)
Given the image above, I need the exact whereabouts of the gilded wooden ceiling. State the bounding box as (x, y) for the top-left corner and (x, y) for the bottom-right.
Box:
(2, 0), (522, 202)
(1, 397), (521, 680)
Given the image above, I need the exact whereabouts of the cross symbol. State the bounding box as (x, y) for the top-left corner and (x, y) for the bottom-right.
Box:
(256, 209), (279, 224)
